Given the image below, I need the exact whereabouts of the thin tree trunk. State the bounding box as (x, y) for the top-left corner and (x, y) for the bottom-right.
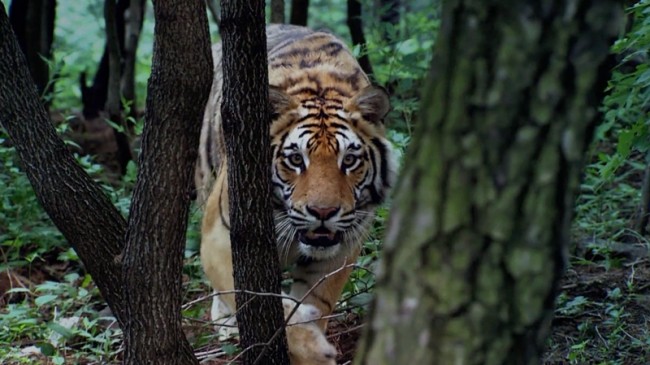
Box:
(271, 0), (285, 24)
(290, 0), (308, 26)
(8, 0), (56, 106)
(220, 0), (290, 364)
(347, 0), (373, 76)
(379, 0), (399, 26)
(355, 1), (623, 364)
(0, 4), (129, 327)
(80, 0), (129, 120)
(105, 0), (133, 175)
(121, 0), (212, 363)
(121, 0), (146, 111)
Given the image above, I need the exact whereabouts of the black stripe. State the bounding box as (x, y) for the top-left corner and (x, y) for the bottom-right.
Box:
(371, 138), (389, 187)
(219, 184), (230, 230)
(329, 122), (349, 130)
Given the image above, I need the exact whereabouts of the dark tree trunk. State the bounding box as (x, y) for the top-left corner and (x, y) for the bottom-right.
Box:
(290, 0), (308, 26)
(1, 3), (129, 327)
(121, 0), (212, 363)
(347, 0), (373, 76)
(80, 0), (129, 120)
(379, 0), (399, 26)
(220, 0), (290, 364)
(355, 1), (623, 364)
(8, 0), (56, 106)
(121, 0), (146, 110)
(105, 0), (133, 175)
(271, 0), (285, 24)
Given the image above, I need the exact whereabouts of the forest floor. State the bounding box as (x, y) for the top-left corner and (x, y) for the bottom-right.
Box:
(3, 239), (648, 364)
(2, 118), (650, 364)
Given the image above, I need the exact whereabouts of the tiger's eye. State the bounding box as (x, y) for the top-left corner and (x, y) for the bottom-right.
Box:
(342, 154), (357, 168)
(289, 153), (304, 166)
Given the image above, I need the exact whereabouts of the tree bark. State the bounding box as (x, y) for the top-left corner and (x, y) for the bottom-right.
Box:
(8, 0), (56, 106)
(121, 0), (212, 364)
(347, 0), (373, 76)
(0, 3), (129, 327)
(220, 1), (290, 364)
(271, 0), (285, 24)
(290, 0), (308, 26)
(355, 1), (623, 364)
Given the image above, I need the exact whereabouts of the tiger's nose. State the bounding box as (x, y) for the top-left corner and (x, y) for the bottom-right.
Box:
(306, 206), (340, 220)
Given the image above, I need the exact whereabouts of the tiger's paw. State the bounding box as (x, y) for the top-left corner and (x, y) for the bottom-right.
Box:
(283, 299), (337, 365)
(210, 293), (239, 341)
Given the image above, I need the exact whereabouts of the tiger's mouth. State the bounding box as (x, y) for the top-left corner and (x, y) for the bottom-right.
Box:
(298, 227), (342, 248)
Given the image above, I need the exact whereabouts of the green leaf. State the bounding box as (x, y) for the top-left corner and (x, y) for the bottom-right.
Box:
(35, 294), (58, 307)
(47, 322), (76, 340)
(222, 343), (240, 355)
(5, 287), (31, 294)
(348, 292), (374, 308)
(37, 342), (56, 356)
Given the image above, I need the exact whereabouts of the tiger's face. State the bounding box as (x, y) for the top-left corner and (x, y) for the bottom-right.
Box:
(270, 85), (397, 260)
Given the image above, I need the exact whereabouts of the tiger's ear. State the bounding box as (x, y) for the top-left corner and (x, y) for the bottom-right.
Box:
(269, 85), (297, 119)
(347, 85), (390, 124)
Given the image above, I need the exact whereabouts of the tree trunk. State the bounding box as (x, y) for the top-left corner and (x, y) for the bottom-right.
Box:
(347, 0), (373, 76)
(121, 0), (146, 110)
(105, 0), (133, 175)
(121, 0), (212, 363)
(271, 0), (285, 24)
(379, 0), (399, 26)
(0, 3), (129, 327)
(220, 1), (290, 364)
(355, 1), (623, 364)
(290, 0), (308, 26)
(1, 0), (212, 363)
(80, 0), (129, 120)
(8, 0), (56, 106)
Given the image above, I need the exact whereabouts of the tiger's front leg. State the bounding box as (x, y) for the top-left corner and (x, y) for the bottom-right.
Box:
(201, 175), (340, 364)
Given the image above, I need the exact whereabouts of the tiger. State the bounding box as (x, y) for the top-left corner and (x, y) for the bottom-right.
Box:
(196, 23), (398, 365)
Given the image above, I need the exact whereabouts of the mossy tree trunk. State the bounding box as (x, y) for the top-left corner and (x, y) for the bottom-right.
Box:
(220, 0), (290, 364)
(355, 1), (623, 364)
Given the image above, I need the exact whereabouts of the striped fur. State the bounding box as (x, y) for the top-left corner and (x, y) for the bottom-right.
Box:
(197, 24), (397, 364)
